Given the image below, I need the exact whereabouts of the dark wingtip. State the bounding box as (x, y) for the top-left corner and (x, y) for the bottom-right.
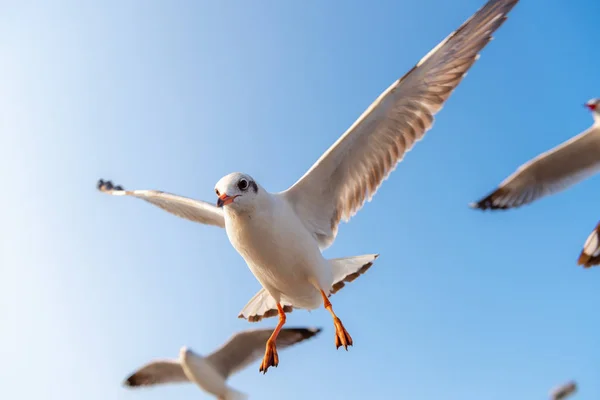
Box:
(469, 188), (510, 211)
(577, 251), (600, 269)
(97, 179), (125, 193)
(577, 252), (590, 267)
(122, 374), (138, 387)
(577, 222), (600, 268)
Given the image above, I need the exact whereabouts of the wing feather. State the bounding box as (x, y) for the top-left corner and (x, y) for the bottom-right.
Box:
(205, 328), (321, 378)
(123, 360), (188, 388)
(97, 179), (225, 228)
(471, 126), (600, 210)
(281, 0), (519, 249)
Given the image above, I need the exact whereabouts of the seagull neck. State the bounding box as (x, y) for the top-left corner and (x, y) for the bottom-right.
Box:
(593, 112), (600, 125)
(227, 191), (273, 218)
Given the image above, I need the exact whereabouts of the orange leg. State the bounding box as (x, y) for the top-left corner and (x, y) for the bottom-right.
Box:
(259, 303), (286, 374)
(320, 290), (353, 350)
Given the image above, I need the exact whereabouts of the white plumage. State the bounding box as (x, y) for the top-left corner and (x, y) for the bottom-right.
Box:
(471, 98), (600, 268)
(99, 0), (519, 372)
(123, 327), (320, 399)
(471, 98), (600, 210)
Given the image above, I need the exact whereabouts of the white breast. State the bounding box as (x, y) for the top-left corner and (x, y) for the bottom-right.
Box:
(180, 348), (228, 397)
(224, 194), (331, 308)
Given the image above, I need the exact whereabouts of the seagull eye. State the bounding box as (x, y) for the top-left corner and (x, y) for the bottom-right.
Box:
(237, 179), (249, 191)
(215, 189), (220, 196)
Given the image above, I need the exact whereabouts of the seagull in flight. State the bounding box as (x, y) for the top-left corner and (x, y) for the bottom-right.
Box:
(470, 98), (600, 267)
(123, 327), (320, 400)
(98, 0), (519, 373)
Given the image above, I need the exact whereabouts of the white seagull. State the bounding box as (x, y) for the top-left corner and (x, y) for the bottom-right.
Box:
(123, 327), (321, 400)
(549, 380), (577, 400)
(470, 98), (600, 267)
(98, 0), (519, 373)
(471, 98), (600, 210)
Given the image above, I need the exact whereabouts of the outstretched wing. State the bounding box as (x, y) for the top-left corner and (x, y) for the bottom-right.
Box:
(281, 0), (520, 249)
(471, 126), (600, 210)
(97, 179), (225, 227)
(123, 360), (189, 388)
(205, 328), (321, 378)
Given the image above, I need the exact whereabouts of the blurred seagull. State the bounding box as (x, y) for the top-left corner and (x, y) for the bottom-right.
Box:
(549, 380), (577, 400)
(470, 98), (600, 267)
(471, 98), (600, 210)
(99, 0), (519, 373)
(123, 327), (321, 400)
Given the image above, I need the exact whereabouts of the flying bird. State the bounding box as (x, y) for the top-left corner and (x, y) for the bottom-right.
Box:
(549, 380), (577, 400)
(470, 98), (600, 267)
(123, 327), (321, 400)
(471, 98), (600, 210)
(98, 0), (519, 373)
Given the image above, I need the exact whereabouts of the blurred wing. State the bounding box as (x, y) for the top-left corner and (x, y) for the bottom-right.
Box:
(471, 126), (600, 210)
(578, 221), (600, 268)
(549, 381), (577, 400)
(280, 0), (519, 249)
(97, 179), (225, 228)
(205, 328), (321, 378)
(123, 360), (189, 388)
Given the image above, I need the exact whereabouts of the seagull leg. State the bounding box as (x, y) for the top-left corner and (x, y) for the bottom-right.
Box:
(259, 303), (286, 374)
(320, 290), (353, 350)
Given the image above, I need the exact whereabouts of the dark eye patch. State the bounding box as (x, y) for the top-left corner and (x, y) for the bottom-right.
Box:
(249, 180), (258, 193)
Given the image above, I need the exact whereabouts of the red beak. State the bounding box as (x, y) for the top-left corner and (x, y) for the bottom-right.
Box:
(585, 103), (597, 111)
(216, 193), (236, 207)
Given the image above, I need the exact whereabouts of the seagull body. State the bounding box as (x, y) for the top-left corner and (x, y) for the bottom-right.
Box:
(217, 175), (357, 312)
(99, 0), (519, 372)
(124, 327), (320, 400)
(471, 99), (600, 267)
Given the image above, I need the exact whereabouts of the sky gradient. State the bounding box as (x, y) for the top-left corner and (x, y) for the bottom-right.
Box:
(2, 1), (600, 399)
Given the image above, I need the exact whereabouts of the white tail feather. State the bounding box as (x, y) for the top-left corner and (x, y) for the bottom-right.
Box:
(329, 254), (378, 295)
(238, 253), (379, 321)
(237, 289), (294, 322)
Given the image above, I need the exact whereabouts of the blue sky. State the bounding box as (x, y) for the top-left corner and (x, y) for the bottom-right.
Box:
(2, 0), (600, 399)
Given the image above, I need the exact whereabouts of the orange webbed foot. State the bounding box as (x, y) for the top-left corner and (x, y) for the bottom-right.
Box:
(259, 340), (279, 374)
(333, 316), (353, 350)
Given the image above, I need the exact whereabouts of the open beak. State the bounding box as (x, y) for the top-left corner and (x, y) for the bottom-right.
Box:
(217, 193), (236, 208)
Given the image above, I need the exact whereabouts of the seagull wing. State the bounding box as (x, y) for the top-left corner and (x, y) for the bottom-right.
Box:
(205, 328), (321, 378)
(280, 0), (519, 249)
(123, 360), (189, 388)
(471, 125), (600, 210)
(97, 179), (225, 228)
(578, 221), (600, 268)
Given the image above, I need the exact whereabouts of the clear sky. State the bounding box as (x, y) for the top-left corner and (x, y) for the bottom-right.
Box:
(2, 0), (599, 399)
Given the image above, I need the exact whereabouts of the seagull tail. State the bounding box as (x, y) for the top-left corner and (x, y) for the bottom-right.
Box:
(221, 387), (248, 400)
(328, 254), (379, 295)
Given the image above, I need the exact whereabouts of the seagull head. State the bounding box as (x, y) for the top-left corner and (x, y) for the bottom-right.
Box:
(214, 172), (260, 210)
(585, 98), (600, 123)
(585, 98), (600, 112)
(179, 346), (202, 363)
